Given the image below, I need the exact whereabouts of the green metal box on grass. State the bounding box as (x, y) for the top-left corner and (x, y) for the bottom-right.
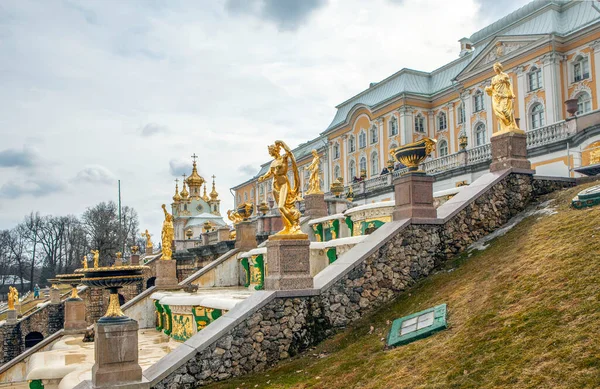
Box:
(386, 304), (447, 348)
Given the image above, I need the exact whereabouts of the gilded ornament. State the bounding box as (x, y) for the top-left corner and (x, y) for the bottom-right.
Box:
(131, 245), (139, 254)
(227, 209), (244, 224)
(161, 204), (175, 260)
(485, 62), (524, 135)
(591, 149), (600, 165)
(81, 255), (88, 270)
(91, 249), (100, 268)
(7, 286), (18, 310)
(390, 138), (436, 173)
(330, 177), (344, 198)
(305, 149), (323, 195)
(258, 140), (304, 236)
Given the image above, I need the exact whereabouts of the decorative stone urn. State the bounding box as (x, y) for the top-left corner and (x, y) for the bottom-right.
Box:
(565, 99), (578, 117)
(391, 138), (437, 173)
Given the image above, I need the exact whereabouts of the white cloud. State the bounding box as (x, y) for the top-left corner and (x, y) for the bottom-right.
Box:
(0, 0), (531, 230)
(73, 165), (117, 185)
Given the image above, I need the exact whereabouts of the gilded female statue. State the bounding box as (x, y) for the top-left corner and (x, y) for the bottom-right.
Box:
(7, 286), (18, 310)
(161, 204), (174, 260)
(81, 255), (88, 270)
(141, 229), (153, 251)
(91, 250), (100, 268)
(485, 62), (523, 134)
(258, 140), (302, 235)
(305, 149), (322, 195)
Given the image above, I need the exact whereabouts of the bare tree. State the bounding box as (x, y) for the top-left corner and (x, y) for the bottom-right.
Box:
(22, 212), (43, 291)
(7, 224), (30, 291)
(0, 230), (14, 289)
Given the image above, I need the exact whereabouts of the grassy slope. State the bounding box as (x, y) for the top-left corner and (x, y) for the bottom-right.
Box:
(205, 183), (600, 389)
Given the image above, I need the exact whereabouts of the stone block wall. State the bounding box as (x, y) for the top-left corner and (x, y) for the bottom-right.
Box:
(0, 302), (64, 365)
(154, 172), (544, 388)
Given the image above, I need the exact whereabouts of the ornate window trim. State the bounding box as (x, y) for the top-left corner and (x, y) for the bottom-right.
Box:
(388, 116), (398, 137)
(473, 121), (487, 146)
(437, 111), (448, 131)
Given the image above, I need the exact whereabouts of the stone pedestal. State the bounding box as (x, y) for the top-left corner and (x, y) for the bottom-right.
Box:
(235, 220), (257, 251)
(130, 254), (139, 266)
(114, 258), (123, 267)
(393, 173), (436, 220)
(304, 193), (328, 219)
(490, 131), (531, 172)
(155, 260), (178, 288)
(50, 288), (61, 304)
(6, 309), (17, 325)
(265, 236), (313, 290)
(92, 320), (147, 388)
(64, 298), (87, 334)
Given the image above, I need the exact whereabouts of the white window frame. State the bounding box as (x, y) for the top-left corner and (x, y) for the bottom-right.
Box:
(349, 159), (356, 179)
(414, 114), (425, 133)
(359, 156), (367, 174)
(333, 143), (340, 159)
(528, 66), (542, 91)
(371, 151), (378, 175)
(359, 130), (367, 149)
(437, 112), (447, 131)
(457, 104), (465, 125)
(389, 117), (398, 136)
(577, 92), (592, 114)
(573, 55), (590, 83)
(370, 125), (378, 144)
(438, 140), (449, 157)
(475, 123), (486, 146)
(348, 135), (356, 153)
(530, 103), (544, 129)
(473, 92), (484, 112)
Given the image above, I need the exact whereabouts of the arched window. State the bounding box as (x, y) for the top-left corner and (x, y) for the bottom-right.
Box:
(371, 152), (379, 175)
(334, 165), (341, 179)
(530, 103), (544, 129)
(250, 188), (255, 200)
(577, 92), (592, 114)
(237, 194), (241, 205)
(359, 156), (367, 174)
(457, 104), (465, 124)
(348, 136), (356, 153)
(259, 185), (264, 195)
(333, 143), (340, 159)
(475, 123), (486, 146)
(359, 130), (367, 149)
(370, 125), (378, 144)
(473, 91), (484, 112)
(414, 114), (425, 133)
(437, 112), (447, 131)
(528, 66), (542, 91)
(438, 140), (449, 157)
(349, 160), (356, 179)
(573, 55), (590, 82)
(389, 117), (398, 136)
(244, 192), (248, 202)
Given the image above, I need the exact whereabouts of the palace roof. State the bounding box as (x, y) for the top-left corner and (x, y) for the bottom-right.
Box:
(324, 0), (600, 133)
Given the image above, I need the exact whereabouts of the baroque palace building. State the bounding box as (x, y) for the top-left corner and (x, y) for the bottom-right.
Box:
(233, 0), (600, 208)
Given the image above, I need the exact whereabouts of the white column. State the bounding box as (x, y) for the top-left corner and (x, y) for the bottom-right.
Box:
(461, 90), (473, 148)
(541, 53), (561, 124)
(341, 135), (348, 184)
(427, 110), (435, 138)
(516, 65), (527, 131)
(592, 40), (600, 110)
(446, 103), (456, 153)
(398, 107), (411, 146)
(377, 117), (385, 169)
(322, 155), (329, 192)
(484, 86), (494, 142)
(328, 141), (333, 188)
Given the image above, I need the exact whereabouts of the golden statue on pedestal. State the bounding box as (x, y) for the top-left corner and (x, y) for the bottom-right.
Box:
(227, 209), (244, 224)
(486, 62), (524, 135)
(305, 149), (323, 195)
(258, 140), (303, 236)
(7, 286), (18, 310)
(161, 204), (174, 260)
(141, 229), (153, 253)
(81, 255), (88, 270)
(91, 250), (99, 268)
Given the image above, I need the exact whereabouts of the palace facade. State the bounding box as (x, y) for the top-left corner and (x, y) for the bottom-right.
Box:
(233, 0), (600, 209)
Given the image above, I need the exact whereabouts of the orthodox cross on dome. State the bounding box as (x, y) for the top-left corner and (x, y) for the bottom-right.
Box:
(182, 173), (187, 181)
(212, 174), (216, 182)
(175, 178), (179, 184)
(191, 153), (198, 163)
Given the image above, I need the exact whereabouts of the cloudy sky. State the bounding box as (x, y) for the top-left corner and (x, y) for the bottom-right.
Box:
(0, 0), (530, 232)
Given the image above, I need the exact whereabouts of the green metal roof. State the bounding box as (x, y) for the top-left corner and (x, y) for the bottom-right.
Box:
(324, 0), (600, 133)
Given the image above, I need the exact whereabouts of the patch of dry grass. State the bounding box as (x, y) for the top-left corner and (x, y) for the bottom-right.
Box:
(205, 183), (600, 389)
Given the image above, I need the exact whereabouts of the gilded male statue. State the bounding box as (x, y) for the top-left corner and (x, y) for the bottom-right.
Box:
(7, 286), (18, 310)
(161, 204), (174, 260)
(485, 62), (523, 134)
(305, 149), (322, 195)
(141, 229), (153, 251)
(91, 249), (100, 268)
(258, 140), (302, 235)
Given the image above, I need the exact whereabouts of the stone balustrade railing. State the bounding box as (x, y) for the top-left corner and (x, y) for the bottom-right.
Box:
(526, 120), (570, 148)
(467, 143), (492, 165)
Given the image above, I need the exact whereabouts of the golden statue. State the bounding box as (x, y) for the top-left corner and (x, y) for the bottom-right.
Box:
(81, 255), (88, 270)
(227, 209), (244, 224)
(91, 250), (99, 268)
(7, 286), (18, 310)
(131, 245), (139, 254)
(486, 62), (524, 135)
(161, 204), (174, 260)
(258, 140), (303, 236)
(141, 229), (153, 252)
(305, 149), (323, 195)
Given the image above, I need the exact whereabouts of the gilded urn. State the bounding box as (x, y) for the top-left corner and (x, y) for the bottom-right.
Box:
(237, 202), (254, 220)
(390, 138), (436, 173)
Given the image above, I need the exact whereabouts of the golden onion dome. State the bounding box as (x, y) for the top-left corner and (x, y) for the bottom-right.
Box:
(172, 181), (182, 202)
(210, 181), (219, 200)
(180, 181), (189, 199)
(186, 161), (205, 188)
(202, 184), (210, 202)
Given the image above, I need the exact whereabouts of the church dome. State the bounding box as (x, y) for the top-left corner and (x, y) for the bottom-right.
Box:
(186, 161), (205, 188)
(173, 181), (182, 202)
(180, 181), (189, 199)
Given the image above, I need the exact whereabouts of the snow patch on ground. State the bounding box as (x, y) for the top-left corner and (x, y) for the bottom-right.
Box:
(469, 200), (557, 252)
